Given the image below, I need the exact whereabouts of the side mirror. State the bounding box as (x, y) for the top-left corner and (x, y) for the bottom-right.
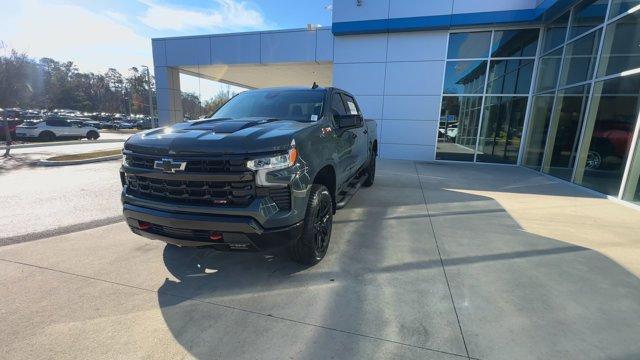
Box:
(335, 114), (363, 129)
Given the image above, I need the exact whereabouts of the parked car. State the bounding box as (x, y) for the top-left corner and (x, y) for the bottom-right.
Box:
(115, 121), (135, 129)
(121, 86), (378, 265)
(15, 118), (100, 141)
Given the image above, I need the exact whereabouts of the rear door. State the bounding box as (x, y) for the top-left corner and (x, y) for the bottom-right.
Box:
(340, 94), (368, 170)
(331, 91), (359, 185)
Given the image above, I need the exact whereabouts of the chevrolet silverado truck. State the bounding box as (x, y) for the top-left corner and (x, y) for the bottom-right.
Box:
(120, 87), (377, 265)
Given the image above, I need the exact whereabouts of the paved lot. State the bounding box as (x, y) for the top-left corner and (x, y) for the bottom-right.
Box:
(1, 160), (640, 359)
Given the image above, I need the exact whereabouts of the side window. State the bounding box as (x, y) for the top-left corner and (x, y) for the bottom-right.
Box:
(341, 94), (360, 115)
(331, 93), (347, 116)
(46, 120), (61, 127)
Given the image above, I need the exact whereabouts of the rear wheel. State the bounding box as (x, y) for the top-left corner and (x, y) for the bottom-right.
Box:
(363, 151), (376, 187)
(38, 131), (55, 142)
(289, 184), (333, 265)
(86, 130), (100, 140)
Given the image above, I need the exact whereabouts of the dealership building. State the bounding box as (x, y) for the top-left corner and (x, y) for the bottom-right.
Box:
(152, 0), (640, 206)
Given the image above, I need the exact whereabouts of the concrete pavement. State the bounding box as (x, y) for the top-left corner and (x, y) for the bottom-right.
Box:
(1, 160), (639, 359)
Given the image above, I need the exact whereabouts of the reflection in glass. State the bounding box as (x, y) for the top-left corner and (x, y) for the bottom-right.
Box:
(559, 29), (601, 87)
(609, 0), (640, 19)
(622, 141), (640, 204)
(597, 11), (640, 77)
(536, 48), (563, 93)
(569, 0), (608, 39)
(476, 96), (528, 164)
(543, 12), (570, 53)
(437, 96), (483, 161)
(491, 29), (539, 57)
(574, 75), (640, 195)
(523, 94), (555, 170)
(443, 60), (488, 94)
(447, 32), (492, 59)
(542, 85), (591, 180)
(486, 59), (534, 94)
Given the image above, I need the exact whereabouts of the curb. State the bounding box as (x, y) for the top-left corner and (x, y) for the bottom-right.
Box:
(38, 154), (122, 166)
(1, 139), (125, 150)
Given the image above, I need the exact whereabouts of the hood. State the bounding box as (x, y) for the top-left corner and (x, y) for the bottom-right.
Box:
(124, 117), (315, 156)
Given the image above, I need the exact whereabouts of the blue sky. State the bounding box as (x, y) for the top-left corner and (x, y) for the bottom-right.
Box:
(0, 0), (332, 97)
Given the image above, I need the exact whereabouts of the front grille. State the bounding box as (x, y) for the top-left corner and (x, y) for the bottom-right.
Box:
(126, 174), (255, 206)
(125, 154), (249, 173)
(149, 224), (211, 241)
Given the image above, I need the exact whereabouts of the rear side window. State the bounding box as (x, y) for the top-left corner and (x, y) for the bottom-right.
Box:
(331, 93), (347, 116)
(341, 94), (360, 115)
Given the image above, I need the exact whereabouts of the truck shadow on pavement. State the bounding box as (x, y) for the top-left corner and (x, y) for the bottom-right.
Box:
(155, 161), (640, 360)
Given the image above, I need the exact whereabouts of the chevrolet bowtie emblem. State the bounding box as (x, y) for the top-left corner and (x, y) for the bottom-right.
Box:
(154, 158), (187, 173)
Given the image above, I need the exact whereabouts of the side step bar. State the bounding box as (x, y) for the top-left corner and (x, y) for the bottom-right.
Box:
(336, 175), (366, 209)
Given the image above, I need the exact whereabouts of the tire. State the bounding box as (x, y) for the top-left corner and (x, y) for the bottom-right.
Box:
(363, 151), (376, 187)
(38, 131), (55, 142)
(289, 184), (333, 265)
(86, 130), (100, 140)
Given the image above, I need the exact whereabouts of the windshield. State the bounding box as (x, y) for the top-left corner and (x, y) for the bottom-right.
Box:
(211, 89), (325, 121)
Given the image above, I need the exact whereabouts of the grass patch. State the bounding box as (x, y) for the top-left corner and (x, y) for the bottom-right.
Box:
(47, 149), (122, 162)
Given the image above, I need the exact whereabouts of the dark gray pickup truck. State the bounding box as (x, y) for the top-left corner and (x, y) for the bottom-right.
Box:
(120, 86), (377, 264)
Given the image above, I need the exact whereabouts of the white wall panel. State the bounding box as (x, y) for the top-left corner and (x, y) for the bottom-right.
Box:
(333, 0), (390, 22)
(381, 120), (438, 146)
(389, 0), (453, 18)
(333, 63), (386, 96)
(387, 31), (448, 62)
(165, 37), (211, 66)
(211, 34), (261, 64)
(383, 96), (441, 121)
(260, 31), (316, 63)
(384, 61), (444, 96)
(334, 34), (388, 63)
(355, 96), (384, 119)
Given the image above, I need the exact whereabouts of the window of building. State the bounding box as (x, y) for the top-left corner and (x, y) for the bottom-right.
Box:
(519, 0), (640, 206)
(574, 74), (640, 195)
(447, 32), (492, 59)
(535, 48), (564, 93)
(443, 60), (487, 94)
(569, 0), (608, 39)
(476, 96), (529, 164)
(439, 29), (539, 163)
(597, 10), (640, 77)
(542, 85), (592, 180)
(543, 12), (570, 53)
(559, 29), (602, 87)
(608, 0), (640, 19)
(523, 94), (556, 170)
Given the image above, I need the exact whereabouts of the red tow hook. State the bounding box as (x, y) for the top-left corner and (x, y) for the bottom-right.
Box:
(138, 221), (152, 231)
(210, 232), (224, 242)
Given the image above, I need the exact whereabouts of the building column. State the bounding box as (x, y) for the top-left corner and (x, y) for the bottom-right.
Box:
(154, 66), (183, 127)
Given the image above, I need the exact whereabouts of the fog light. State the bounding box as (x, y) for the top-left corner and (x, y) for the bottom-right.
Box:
(138, 221), (151, 230)
(210, 232), (223, 242)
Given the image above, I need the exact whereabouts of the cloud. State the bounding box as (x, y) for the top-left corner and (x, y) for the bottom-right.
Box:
(138, 0), (266, 32)
(0, 0), (151, 74)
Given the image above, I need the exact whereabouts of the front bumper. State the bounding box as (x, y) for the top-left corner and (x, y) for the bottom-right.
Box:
(124, 203), (304, 250)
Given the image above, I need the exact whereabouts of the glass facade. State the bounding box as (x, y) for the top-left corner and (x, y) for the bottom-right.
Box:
(438, 29), (539, 162)
(438, 0), (640, 206)
(523, 0), (640, 206)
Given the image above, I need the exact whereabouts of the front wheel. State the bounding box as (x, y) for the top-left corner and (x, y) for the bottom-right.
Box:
(289, 184), (333, 265)
(86, 131), (100, 140)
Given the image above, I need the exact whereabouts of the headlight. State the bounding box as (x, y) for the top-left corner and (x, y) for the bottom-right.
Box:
(122, 154), (130, 166)
(247, 143), (297, 171)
